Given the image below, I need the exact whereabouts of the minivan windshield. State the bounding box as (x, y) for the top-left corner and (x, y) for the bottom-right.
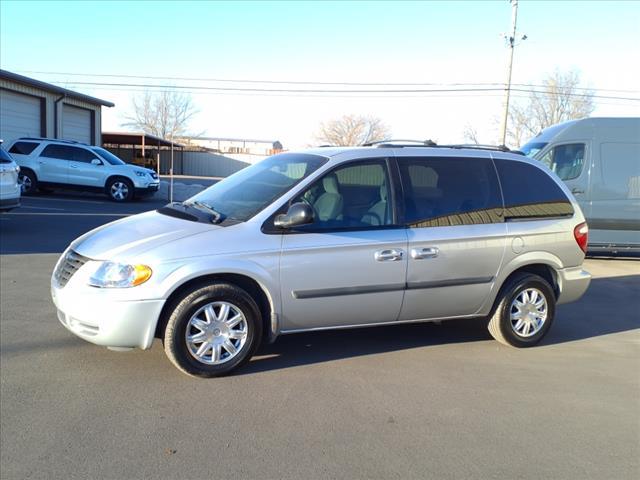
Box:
(185, 153), (328, 222)
(92, 147), (127, 165)
(520, 141), (547, 158)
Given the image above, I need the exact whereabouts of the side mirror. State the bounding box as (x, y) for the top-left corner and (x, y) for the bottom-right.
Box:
(274, 202), (314, 229)
(91, 159), (103, 166)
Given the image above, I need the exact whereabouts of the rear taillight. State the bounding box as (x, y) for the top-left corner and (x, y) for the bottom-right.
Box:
(574, 222), (589, 254)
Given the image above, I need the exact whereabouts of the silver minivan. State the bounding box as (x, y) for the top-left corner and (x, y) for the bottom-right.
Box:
(521, 117), (640, 253)
(51, 144), (591, 377)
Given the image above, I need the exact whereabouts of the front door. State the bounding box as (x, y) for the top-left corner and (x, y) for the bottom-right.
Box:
(67, 147), (107, 187)
(395, 155), (507, 321)
(278, 159), (408, 331)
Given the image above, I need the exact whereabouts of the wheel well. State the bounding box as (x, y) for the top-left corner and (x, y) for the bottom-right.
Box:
(104, 175), (133, 190)
(502, 263), (559, 298)
(19, 167), (36, 178)
(155, 274), (272, 341)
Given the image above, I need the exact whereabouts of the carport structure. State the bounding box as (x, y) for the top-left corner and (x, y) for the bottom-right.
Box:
(102, 131), (184, 174)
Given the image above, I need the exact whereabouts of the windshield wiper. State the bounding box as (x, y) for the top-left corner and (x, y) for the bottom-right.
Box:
(183, 201), (224, 224)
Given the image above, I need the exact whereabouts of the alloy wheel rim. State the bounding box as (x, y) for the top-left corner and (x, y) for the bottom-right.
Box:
(20, 175), (32, 193)
(111, 182), (128, 200)
(185, 301), (248, 365)
(509, 288), (548, 338)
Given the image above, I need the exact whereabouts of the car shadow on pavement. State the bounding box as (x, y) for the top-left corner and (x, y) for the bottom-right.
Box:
(242, 275), (640, 375)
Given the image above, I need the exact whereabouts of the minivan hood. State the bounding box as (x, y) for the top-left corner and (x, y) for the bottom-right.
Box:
(71, 210), (217, 260)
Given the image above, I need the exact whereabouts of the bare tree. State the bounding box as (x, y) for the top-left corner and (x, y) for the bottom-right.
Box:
(315, 114), (391, 146)
(506, 70), (595, 147)
(123, 90), (198, 140)
(462, 124), (480, 144)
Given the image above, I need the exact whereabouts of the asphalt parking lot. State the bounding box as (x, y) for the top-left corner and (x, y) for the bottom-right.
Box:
(1, 194), (639, 480)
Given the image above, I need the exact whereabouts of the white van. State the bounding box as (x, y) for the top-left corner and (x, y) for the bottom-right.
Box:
(521, 117), (640, 254)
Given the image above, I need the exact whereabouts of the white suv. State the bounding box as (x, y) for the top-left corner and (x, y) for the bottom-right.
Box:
(0, 144), (21, 211)
(7, 137), (159, 202)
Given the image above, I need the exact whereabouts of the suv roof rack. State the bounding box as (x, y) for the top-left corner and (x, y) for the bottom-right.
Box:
(363, 139), (437, 147)
(17, 137), (87, 145)
(363, 139), (523, 155)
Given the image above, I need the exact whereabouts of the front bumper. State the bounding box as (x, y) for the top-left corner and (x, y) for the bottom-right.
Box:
(135, 182), (160, 195)
(52, 283), (165, 350)
(557, 266), (591, 305)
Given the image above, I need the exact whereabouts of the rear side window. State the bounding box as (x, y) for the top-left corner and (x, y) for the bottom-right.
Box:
(40, 145), (98, 163)
(9, 141), (39, 156)
(399, 157), (503, 227)
(495, 159), (574, 219)
(40, 145), (75, 160)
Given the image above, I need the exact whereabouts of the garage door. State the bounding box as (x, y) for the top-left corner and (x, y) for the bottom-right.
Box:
(0, 89), (43, 145)
(62, 104), (92, 144)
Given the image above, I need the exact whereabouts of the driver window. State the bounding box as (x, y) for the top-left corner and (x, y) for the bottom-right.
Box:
(292, 160), (392, 229)
(540, 143), (586, 180)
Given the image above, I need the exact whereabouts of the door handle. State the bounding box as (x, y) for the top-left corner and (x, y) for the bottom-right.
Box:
(69, 164), (79, 169)
(374, 249), (404, 262)
(38, 161), (46, 165)
(410, 247), (439, 259)
(571, 188), (584, 195)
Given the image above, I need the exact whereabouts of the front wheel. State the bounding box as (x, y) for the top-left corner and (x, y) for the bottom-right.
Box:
(487, 273), (556, 347)
(163, 283), (263, 377)
(106, 177), (134, 202)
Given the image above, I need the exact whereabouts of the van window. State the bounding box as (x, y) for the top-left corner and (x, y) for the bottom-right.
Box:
(291, 160), (392, 229)
(9, 141), (39, 156)
(495, 159), (574, 219)
(539, 143), (585, 180)
(599, 142), (640, 200)
(399, 157), (503, 227)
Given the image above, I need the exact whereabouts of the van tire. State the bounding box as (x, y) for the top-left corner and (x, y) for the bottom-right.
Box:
(487, 273), (556, 347)
(163, 283), (263, 378)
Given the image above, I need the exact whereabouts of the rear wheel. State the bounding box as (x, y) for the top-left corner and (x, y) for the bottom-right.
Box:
(106, 177), (134, 202)
(487, 273), (556, 347)
(18, 170), (37, 195)
(163, 283), (263, 377)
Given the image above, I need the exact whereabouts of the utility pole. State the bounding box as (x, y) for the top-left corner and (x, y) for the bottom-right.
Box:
(499, 0), (520, 147)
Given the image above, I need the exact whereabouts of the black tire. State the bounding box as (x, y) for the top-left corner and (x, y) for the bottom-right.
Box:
(163, 283), (263, 378)
(487, 273), (556, 347)
(18, 170), (37, 195)
(106, 177), (134, 202)
(38, 187), (54, 194)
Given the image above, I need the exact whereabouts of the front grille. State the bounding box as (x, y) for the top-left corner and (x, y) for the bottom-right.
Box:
(54, 250), (89, 287)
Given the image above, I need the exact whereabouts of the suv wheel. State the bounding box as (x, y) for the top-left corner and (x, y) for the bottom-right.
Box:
(487, 273), (556, 347)
(163, 283), (263, 377)
(19, 170), (37, 195)
(107, 177), (134, 202)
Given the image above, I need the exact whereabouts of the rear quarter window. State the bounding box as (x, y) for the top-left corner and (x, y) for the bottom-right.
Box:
(9, 141), (39, 156)
(495, 159), (574, 219)
(0, 148), (13, 164)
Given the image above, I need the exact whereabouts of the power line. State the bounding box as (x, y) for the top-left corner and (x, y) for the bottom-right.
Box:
(45, 79), (640, 101)
(14, 69), (640, 94)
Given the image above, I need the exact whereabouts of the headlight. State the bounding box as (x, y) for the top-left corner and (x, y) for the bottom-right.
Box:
(135, 171), (147, 177)
(89, 262), (152, 288)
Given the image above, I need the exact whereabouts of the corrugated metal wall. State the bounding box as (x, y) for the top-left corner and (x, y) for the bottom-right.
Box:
(159, 150), (249, 177)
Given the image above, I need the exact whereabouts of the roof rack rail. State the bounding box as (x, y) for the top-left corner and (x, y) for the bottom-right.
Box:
(439, 143), (522, 154)
(363, 139), (437, 147)
(17, 137), (86, 145)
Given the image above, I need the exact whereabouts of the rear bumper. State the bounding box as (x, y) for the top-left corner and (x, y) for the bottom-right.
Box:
(0, 197), (20, 211)
(557, 266), (591, 305)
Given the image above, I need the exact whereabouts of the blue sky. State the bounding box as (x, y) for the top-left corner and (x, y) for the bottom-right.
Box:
(2, 0), (639, 147)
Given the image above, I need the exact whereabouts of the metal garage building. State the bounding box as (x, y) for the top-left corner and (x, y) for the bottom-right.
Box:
(0, 69), (113, 146)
